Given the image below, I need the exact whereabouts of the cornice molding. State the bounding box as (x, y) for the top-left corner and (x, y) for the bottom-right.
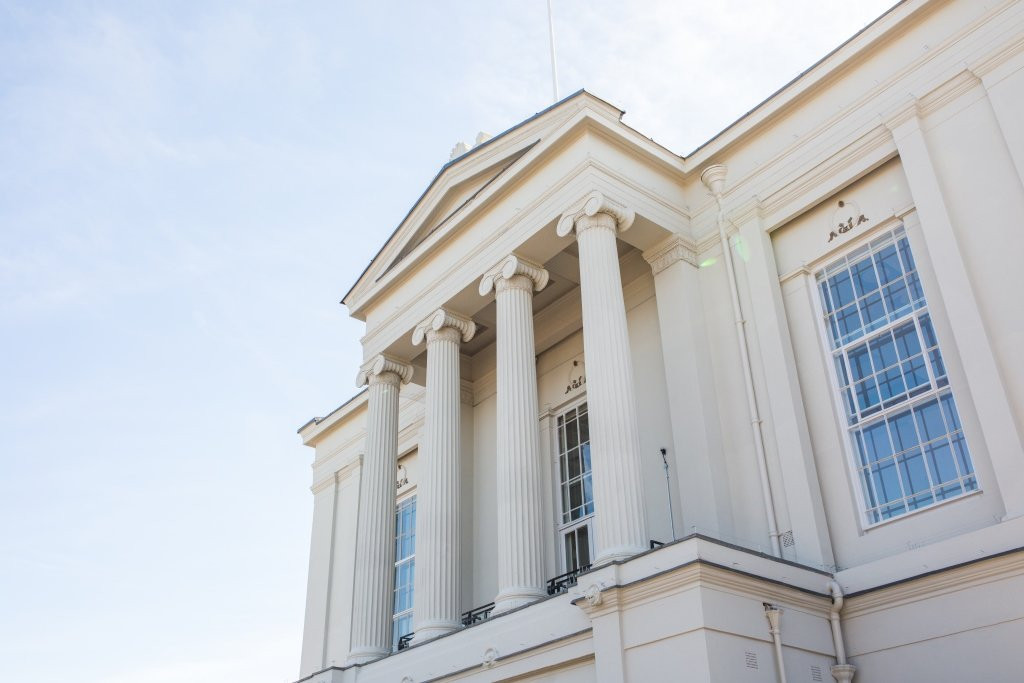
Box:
(347, 104), (682, 320)
(311, 454), (363, 494)
(690, 6), (1024, 237)
(683, 0), (1021, 169)
(753, 125), (896, 233)
(843, 548), (1024, 619)
(573, 559), (832, 621)
(882, 69), (985, 141)
(358, 159), (682, 359)
(917, 69), (983, 117)
(299, 389), (369, 445)
(312, 431), (364, 471)
(968, 29), (1024, 82)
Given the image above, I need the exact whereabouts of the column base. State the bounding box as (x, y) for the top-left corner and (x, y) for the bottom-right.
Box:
(410, 619), (461, 644)
(595, 544), (648, 566)
(344, 646), (389, 666)
(831, 664), (856, 682)
(493, 586), (547, 614)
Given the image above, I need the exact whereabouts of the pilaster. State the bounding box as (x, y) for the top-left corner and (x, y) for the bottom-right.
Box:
(642, 236), (732, 540)
(887, 110), (1024, 518)
(735, 212), (834, 569)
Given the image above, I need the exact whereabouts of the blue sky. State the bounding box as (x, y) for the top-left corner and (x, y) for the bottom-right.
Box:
(0, 2), (894, 681)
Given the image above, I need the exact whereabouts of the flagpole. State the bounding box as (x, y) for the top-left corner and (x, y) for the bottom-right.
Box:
(547, 0), (559, 102)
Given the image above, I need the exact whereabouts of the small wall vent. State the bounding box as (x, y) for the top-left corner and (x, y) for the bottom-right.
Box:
(781, 530), (795, 548)
(745, 651), (758, 669)
(811, 664), (824, 681)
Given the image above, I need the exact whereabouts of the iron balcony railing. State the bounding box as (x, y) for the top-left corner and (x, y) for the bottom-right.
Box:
(461, 602), (495, 626)
(546, 564), (592, 595)
(400, 545), (670, 649)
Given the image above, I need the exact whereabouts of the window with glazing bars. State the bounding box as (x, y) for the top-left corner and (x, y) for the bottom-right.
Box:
(816, 227), (976, 524)
(392, 495), (415, 649)
(557, 403), (593, 570)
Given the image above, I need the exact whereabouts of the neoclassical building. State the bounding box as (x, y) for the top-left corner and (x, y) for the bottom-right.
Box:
(294, 1), (1024, 681)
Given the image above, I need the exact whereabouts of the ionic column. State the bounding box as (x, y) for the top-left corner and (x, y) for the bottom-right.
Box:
(479, 255), (550, 612)
(557, 191), (649, 563)
(346, 354), (414, 664)
(410, 309), (476, 642)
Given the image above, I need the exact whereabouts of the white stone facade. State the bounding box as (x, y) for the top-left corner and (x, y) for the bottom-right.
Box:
(295, 1), (1024, 680)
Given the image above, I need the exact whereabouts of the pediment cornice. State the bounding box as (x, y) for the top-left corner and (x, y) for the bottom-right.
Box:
(342, 91), (687, 321)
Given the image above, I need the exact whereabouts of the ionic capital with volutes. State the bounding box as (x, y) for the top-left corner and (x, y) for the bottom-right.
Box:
(355, 354), (415, 388)
(478, 254), (550, 296)
(411, 309), (477, 346)
(556, 190), (636, 238)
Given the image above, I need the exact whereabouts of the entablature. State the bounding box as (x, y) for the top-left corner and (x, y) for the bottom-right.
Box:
(353, 135), (691, 370)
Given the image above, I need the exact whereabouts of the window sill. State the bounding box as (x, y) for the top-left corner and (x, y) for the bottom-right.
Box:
(862, 487), (983, 533)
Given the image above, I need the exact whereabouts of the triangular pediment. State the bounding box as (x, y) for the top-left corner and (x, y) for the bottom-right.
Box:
(342, 91), (614, 310)
(388, 144), (535, 268)
(342, 90), (685, 318)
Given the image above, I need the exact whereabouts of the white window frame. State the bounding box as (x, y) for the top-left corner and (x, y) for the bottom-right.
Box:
(392, 491), (416, 650)
(551, 396), (594, 574)
(810, 223), (981, 529)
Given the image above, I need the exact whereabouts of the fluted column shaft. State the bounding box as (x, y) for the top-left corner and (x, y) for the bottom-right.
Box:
(559, 193), (649, 563)
(411, 310), (475, 643)
(481, 256), (549, 612)
(347, 356), (412, 664)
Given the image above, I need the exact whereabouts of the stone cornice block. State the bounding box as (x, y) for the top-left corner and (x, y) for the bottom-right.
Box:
(573, 559), (832, 619)
(642, 235), (698, 274)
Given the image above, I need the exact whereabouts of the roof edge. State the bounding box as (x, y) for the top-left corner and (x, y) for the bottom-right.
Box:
(296, 387), (368, 444)
(340, 89), (623, 308)
(686, 0), (920, 160)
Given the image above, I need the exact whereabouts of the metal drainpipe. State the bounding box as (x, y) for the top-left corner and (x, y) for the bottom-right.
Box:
(828, 580), (857, 682)
(701, 164), (782, 557)
(764, 604), (788, 683)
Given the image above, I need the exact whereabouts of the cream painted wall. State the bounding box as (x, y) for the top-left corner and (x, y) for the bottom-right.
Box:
(518, 660), (595, 682)
(625, 295), (678, 545)
(297, 2), (1024, 679)
(775, 155), (1010, 570)
(470, 393), (498, 608)
(843, 555), (1024, 682)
